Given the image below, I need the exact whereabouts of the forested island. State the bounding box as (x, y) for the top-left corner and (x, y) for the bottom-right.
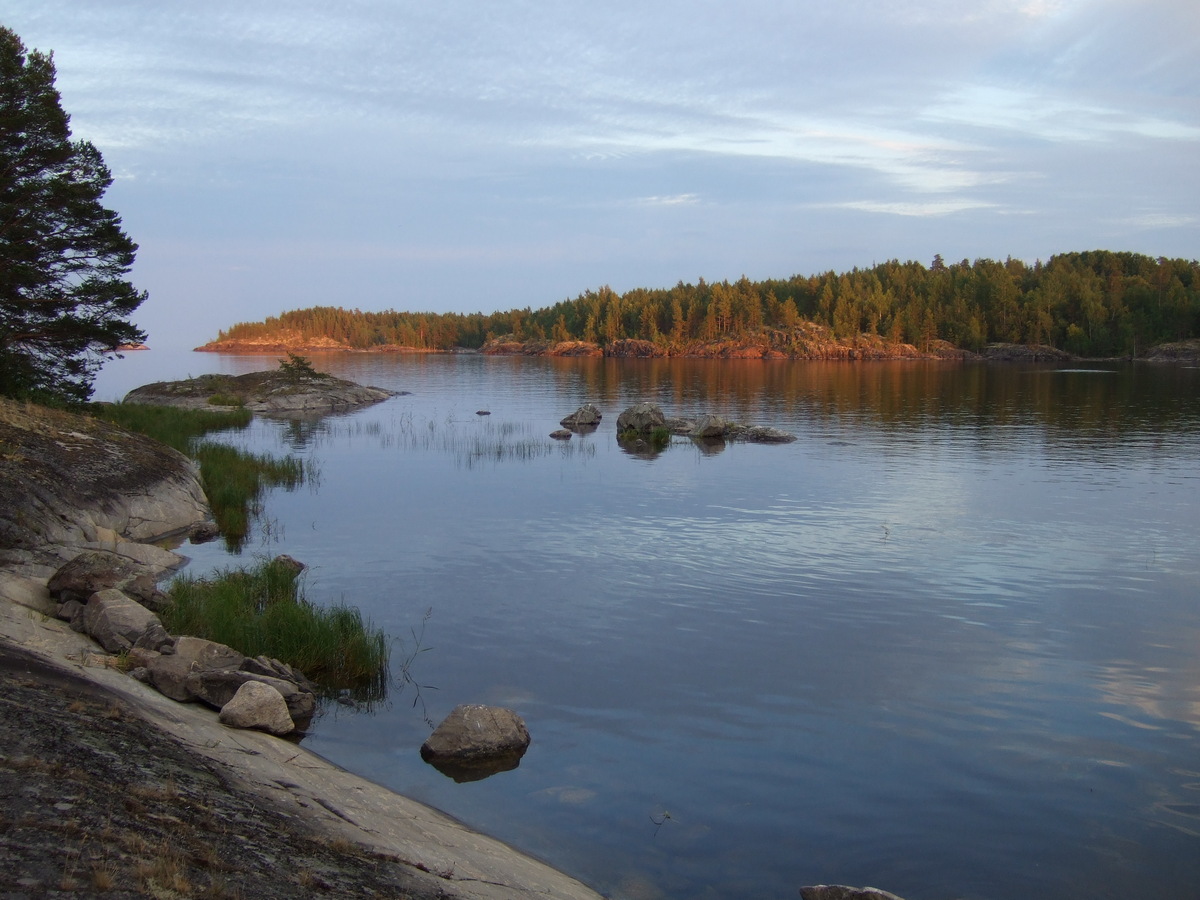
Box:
(199, 251), (1199, 360)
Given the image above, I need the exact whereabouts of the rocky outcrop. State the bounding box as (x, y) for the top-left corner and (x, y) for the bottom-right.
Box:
(1144, 339), (1200, 362)
(605, 339), (665, 358)
(421, 705), (531, 782)
(124, 369), (396, 415)
(982, 342), (1073, 362)
(0, 398), (209, 572)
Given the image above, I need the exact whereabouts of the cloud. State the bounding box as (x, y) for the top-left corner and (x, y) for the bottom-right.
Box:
(825, 199), (1001, 217)
(635, 194), (701, 207)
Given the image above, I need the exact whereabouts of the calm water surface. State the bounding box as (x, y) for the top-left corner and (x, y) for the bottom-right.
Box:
(96, 353), (1200, 900)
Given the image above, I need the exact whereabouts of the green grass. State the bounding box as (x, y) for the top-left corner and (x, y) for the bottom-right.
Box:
(85, 402), (308, 552)
(85, 402), (252, 453)
(165, 558), (389, 698)
(192, 441), (306, 552)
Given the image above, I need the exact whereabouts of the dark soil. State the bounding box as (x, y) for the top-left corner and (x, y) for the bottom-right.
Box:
(0, 639), (451, 899)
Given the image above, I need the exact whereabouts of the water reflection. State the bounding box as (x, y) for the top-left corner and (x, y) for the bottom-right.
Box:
(100, 352), (1200, 900)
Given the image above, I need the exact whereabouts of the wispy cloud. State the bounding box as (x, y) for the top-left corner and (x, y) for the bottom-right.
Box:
(822, 199), (1001, 217)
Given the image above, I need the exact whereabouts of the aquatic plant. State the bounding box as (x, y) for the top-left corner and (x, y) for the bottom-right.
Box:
(85, 401), (251, 453)
(165, 557), (389, 697)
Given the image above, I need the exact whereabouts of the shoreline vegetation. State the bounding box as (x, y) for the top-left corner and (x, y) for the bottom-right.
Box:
(196, 250), (1200, 362)
(85, 400), (309, 552)
(80, 400), (389, 697)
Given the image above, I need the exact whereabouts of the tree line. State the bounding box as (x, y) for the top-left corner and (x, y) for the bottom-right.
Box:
(215, 251), (1199, 357)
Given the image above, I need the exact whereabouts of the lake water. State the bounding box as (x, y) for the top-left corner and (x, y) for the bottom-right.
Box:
(94, 352), (1200, 900)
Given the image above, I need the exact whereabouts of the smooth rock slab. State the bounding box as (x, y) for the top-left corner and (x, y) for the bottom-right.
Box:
(218, 680), (295, 735)
(421, 705), (531, 780)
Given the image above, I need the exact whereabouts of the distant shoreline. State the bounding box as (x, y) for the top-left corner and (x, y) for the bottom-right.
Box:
(193, 336), (1200, 364)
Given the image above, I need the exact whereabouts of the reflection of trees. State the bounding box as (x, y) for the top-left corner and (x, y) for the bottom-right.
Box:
(540, 358), (1200, 453)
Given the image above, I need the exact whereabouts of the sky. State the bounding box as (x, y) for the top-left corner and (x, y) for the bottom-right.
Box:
(3, 0), (1198, 350)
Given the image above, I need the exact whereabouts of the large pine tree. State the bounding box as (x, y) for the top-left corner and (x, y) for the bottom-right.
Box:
(0, 26), (146, 403)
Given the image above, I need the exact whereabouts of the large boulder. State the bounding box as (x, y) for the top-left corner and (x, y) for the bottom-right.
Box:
(81, 589), (163, 653)
(616, 403), (666, 434)
(560, 403), (602, 429)
(146, 636), (246, 702)
(218, 681), (295, 735)
(421, 705), (531, 781)
(47, 549), (170, 611)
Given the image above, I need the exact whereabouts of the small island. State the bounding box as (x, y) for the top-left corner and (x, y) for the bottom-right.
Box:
(124, 353), (398, 414)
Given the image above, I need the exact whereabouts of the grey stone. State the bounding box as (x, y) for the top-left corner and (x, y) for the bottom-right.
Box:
(421, 704), (531, 765)
(184, 669), (317, 726)
(690, 414), (728, 438)
(82, 589), (162, 654)
(133, 620), (174, 653)
(740, 425), (797, 443)
(271, 554), (306, 576)
(549, 429), (573, 440)
(47, 550), (169, 609)
(146, 636), (246, 702)
(615, 403), (666, 434)
(55, 599), (85, 625)
(218, 681), (295, 736)
(560, 403), (602, 428)
(240, 655), (318, 694)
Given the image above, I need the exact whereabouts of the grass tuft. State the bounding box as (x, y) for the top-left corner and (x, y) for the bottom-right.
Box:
(165, 558), (389, 697)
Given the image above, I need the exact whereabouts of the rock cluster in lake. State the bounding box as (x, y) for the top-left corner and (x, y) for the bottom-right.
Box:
(609, 402), (798, 443)
(124, 369), (398, 414)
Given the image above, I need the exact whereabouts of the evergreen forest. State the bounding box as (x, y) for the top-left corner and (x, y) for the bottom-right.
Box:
(210, 251), (1200, 358)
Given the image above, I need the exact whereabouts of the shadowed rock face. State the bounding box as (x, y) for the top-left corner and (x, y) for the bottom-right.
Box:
(0, 398), (209, 566)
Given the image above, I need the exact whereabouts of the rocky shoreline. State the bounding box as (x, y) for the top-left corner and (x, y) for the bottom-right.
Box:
(193, 333), (1200, 365)
(0, 396), (601, 900)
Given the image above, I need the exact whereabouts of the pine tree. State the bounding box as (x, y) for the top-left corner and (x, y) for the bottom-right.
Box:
(0, 27), (146, 403)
